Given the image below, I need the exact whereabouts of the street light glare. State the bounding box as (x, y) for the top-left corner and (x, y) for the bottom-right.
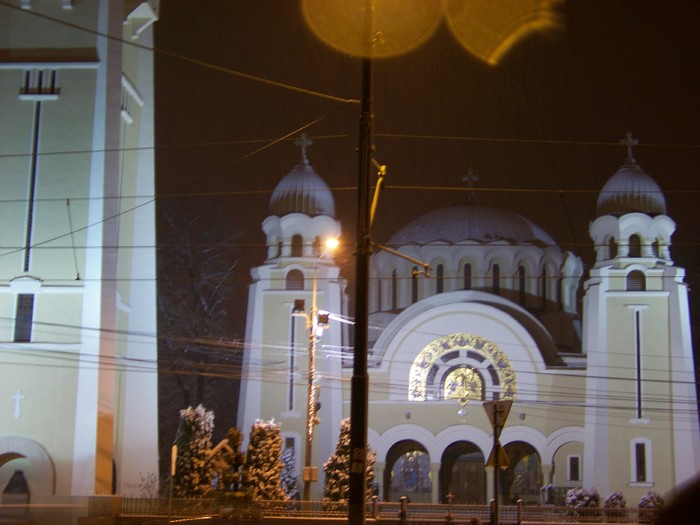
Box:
(325, 238), (340, 250)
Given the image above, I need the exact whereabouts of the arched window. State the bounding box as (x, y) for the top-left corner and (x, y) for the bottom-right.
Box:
(285, 269), (304, 290)
(436, 264), (444, 294)
(277, 240), (283, 258)
(626, 270), (646, 291)
(411, 266), (418, 304)
(518, 266), (526, 306)
(652, 239), (660, 257)
(391, 269), (398, 310)
(291, 234), (303, 257)
(312, 236), (321, 257)
(541, 267), (548, 309)
(629, 234), (642, 257)
(463, 263), (472, 290)
(492, 264), (500, 295)
(608, 237), (617, 259)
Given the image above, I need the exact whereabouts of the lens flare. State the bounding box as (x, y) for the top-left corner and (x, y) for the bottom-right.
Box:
(301, 0), (445, 59)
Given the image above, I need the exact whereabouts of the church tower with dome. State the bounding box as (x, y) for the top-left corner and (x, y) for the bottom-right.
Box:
(240, 134), (699, 504)
(238, 134), (346, 499)
(582, 133), (700, 495)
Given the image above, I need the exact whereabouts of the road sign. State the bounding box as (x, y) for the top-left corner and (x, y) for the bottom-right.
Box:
(486, 442), (510, 468)
(483, 400), (513, 438)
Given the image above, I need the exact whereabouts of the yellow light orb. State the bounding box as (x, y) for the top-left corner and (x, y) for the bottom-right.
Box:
(325, 237), (340, 250)
(301, 0), (445, 59)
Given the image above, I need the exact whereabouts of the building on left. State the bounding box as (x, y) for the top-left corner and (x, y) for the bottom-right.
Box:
(0, 0), (159, 501)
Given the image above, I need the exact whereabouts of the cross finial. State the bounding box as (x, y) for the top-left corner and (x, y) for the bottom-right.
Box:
(620, 131), (639, 165)
(295, 132), (313, 166)
(462, 167), (479, 203)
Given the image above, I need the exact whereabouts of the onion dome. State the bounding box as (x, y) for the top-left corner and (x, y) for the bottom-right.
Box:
(389, 203), (556, 247)
(596, 133), (666, 217)
(269, 133), (335, 217)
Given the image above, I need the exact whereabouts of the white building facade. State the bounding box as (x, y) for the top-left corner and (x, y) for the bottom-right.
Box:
(0, 0), (159, 500)
(240, 135), (700, 504)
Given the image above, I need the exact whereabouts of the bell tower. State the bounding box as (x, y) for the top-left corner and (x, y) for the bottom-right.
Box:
(238, 136), (346, 499)
(582, 133), (700, 498)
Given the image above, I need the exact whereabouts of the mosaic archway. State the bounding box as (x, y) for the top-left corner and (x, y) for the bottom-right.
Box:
(384, 440), (432, 502)
(409, 333), (516, 401)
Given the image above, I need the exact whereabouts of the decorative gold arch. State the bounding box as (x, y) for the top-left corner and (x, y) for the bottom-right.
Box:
(408, 333), (516, 401)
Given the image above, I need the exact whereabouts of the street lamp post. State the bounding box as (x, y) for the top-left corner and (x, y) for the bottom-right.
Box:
(293, 239), (338, 501)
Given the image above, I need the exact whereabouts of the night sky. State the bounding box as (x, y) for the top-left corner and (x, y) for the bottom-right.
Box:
(154, 0), (700, 446)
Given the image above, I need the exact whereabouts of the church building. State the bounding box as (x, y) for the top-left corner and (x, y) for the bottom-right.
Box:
(239, 133), (700, 504)
(0, 0), (159, 502)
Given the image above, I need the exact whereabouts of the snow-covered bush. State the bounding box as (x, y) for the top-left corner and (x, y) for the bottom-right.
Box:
(638, 490), (664, 509)
(323, 418), (376, 504)
(604, 491), (626, 509)
(638, 490), (664, 522)
(173, 404), (217, 497)
(244, 419), (288, 501)
(565, 487), (600, 508)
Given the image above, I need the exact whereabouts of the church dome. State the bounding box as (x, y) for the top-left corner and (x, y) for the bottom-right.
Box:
(269, 134), (335, 217)
(269, 163), (335, 217)
(388, 203), (557, 246)
(596, 163), (666, 217)
(596, 133), (666, 217)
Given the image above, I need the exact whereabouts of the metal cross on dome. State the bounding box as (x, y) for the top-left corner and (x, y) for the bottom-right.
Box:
(295, 132), (313, 166)
(620, 131), (639, 164)
(462, 167), (479, 203)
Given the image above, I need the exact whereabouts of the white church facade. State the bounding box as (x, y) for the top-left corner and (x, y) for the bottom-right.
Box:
(239, 134), (700, 504)
(0, 0), (159, 502)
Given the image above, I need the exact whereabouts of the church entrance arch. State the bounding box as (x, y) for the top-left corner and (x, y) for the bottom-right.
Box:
(384, 440), (432, 502)
(0, 437), (55, 501)
(503, 441), (541, 504)
(440, 441), (485, 504)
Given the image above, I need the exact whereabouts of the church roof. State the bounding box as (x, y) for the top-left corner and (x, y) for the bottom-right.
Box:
(268, 134), (336, 217)
(388, 202), (557, 246)
(596, 133), (667, 217)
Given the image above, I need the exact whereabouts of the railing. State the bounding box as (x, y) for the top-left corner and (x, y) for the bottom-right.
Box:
(119, 497), (658, 524)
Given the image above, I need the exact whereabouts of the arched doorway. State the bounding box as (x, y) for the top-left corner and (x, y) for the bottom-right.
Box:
(0, 437), (55, 501)
(384, 440), (432, 502)
(503, 441), (541, 504)
(440, 442), (485, 504)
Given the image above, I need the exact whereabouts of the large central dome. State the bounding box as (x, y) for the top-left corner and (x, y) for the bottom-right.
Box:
(388, 203), (556, 246)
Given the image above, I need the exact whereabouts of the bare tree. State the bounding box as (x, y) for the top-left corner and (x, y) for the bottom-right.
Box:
(157, 196), (244, 486)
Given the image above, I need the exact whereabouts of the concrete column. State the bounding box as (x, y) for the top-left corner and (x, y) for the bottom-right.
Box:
(430, 462), (441, 503)
(374, 462), (385, 500)
(485, 466), (494, 501)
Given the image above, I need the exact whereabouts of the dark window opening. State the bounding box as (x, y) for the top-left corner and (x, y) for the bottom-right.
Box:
(14, 294), (34, 342)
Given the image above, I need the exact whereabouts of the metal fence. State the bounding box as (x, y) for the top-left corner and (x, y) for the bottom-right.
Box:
(119, 497), (658, 524)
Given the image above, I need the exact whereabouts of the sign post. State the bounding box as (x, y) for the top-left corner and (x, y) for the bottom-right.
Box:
(483, 400), (512, 525)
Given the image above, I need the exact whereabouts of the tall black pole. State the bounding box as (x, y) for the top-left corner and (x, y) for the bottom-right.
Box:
(348, 44), (373, 525)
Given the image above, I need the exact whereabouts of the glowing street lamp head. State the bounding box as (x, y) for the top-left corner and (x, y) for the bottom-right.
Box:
(325, 237), (340, 251)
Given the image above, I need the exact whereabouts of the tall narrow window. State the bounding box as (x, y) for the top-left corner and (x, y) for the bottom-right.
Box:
(285, 270), (304, 291)
(568, 455), (581, 481)
(391, 269), (397, 310)
(540, 267), (548, 309)
(411, 266), (418, 304)
(518, 266), (526, 306)
(492, 264), (500, 295)
(291, 235), (303, 257)
(435, 264), (444, 294)
(629, 234), (642, 257)
(463, 263), (472, 290)
(635, 442), (646, 482)
(312, 236), (321, 257)
(14, 294), (34, 342)
(608, 238), (617, 259)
